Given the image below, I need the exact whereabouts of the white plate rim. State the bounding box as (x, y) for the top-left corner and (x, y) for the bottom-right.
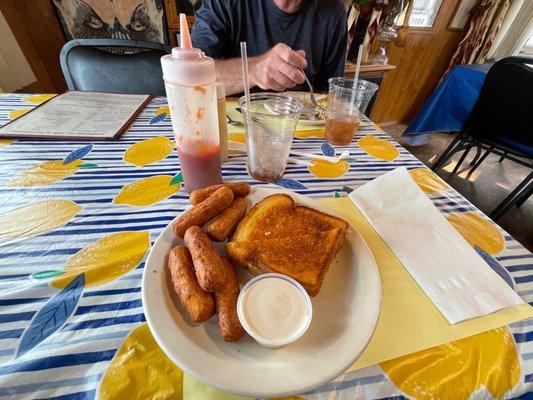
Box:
(142, 188), (382, 397)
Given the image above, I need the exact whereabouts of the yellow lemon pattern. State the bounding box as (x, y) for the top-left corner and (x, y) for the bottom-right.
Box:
(26, 94), (57, 104)
(10, 160), (83, 187)
(294, 129), (325, 139)
(155, 105), (170, 116)
(381, 327), (520, 400)
(0, 139), (15, 148)
(0, 200), (82, 238)
(447, 211), (505, 254)
(124, 136), (174, 167)
(409, 167), (449, 194)
(9, 108), (31, 120)
(51, 231), (150, 288)
(308, 159), (349, 178)
(98, 323), (183, 400)
(228, 133), (246, 144)
(114, 175), (182, 206)
(358, 135), (399, 162)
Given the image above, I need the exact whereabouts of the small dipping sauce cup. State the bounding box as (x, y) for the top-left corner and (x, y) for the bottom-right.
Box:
(237, 273), (312, 348)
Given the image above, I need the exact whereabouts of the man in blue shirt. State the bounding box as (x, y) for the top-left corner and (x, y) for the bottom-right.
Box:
(191, 0), (347, 95)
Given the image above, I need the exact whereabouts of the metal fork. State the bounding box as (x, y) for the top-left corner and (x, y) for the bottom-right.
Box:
(303, 72), (326, 112)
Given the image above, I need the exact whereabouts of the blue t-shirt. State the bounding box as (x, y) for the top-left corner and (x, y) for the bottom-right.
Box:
(191, 0), (347, 92)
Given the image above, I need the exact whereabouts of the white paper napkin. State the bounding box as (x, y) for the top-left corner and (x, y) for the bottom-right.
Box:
(349, 167), (524, 324)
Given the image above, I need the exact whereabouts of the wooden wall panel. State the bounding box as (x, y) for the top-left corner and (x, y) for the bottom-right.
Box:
(0, 0), (67, 93)
(14, 0), (67, 92)
(370, 0), (465, 124)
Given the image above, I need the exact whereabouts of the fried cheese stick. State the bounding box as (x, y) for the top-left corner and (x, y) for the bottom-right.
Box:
(167, 246), (215, 322)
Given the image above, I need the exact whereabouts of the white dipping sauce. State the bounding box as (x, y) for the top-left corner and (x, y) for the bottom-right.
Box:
(238, 274), (312, 347)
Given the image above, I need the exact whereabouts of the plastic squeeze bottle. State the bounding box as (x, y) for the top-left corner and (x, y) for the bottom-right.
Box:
(161, 14), (221, 193)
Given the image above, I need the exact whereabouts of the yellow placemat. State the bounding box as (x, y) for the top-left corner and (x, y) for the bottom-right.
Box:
(319, 197), (533, 371)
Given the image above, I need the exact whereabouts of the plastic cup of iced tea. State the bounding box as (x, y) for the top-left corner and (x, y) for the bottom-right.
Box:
(325, 78), (378, 146)
(239, 93), (303, 182)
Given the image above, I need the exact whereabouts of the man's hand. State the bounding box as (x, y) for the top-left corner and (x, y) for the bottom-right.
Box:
(250, 44), (307, 92)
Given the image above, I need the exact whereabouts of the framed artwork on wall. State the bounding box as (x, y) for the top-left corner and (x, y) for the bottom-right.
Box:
(53, 0), (168, 44)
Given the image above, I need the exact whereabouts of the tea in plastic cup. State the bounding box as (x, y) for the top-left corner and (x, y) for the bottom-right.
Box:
(239, 93), (303, 182)
(325, 78), (378, 146)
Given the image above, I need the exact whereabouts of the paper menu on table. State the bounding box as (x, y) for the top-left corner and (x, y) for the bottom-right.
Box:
(349, 167), (524, 324)
(0, 91), (151, 140)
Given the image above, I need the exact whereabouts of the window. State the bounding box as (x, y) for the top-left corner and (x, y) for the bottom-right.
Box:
(409, 0), (444, 28)
(519, 30), (533, 56)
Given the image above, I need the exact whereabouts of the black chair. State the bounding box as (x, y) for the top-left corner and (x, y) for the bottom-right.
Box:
(60, 39), (172, 96)
(431, 56), (533, 220)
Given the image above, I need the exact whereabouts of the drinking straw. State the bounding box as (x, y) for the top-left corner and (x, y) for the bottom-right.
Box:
(350, 45), (364, 113)
(240, 42), (251, 108)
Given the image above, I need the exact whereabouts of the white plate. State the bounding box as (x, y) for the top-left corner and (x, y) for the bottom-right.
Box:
(142, 188), (382, 397)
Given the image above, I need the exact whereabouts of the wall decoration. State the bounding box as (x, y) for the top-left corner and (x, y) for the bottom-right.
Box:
(53, 0), (167, 44)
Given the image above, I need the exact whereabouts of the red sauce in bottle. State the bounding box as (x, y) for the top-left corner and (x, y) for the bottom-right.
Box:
(178, 142), (221, 193)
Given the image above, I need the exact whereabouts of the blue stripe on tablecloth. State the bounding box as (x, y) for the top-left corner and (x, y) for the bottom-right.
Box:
(0, 350), (116, 375)
(514, 331), (533, 343)
(82, 287), (141, 297)
(0, 374), (102, 396)
(75, 299), (143, 315)
(0, 274), (29, 281)
(506, 264), (533, 273)
(62, 313), (145, 332)
(513, 392), (533, 400)
(0, 329), (24, 339)
(0, 297), (48, 306)
(515, 275), (533, 284)
(499, 254), (533, 261)
(0, 311), (34, 323)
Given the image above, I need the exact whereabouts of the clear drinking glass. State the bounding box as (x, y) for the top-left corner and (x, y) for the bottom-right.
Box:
(239, 93), (303, 182)
(325, 78), (379, 146)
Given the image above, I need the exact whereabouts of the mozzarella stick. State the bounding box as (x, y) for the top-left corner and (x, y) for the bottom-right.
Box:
(173, 186), (233, 238)
(184, 226), (227, 292)
(206, 198), (247, 242)
(190, 182), (250, 205)
(216, 257), (245, 342)
(167, 246), (215, 323)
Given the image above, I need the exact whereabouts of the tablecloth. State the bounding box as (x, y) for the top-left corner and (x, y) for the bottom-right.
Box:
(0, 93), (532, 400)
(402, 64), (492, 146)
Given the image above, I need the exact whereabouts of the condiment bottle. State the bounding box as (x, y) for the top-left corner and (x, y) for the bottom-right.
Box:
(161, 14), (221, 193)
(216, 80), (228, 163)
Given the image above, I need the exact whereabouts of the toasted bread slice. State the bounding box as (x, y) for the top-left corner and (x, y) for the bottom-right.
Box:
(227, 194), (349, 296)
(231, 194), (349, 242)
(227, 228), (346, 296)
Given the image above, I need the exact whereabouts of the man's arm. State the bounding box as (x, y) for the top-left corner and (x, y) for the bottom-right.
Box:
(216, 44), (308, 96)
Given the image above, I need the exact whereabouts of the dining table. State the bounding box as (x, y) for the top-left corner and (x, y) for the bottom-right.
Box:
(0, 92), (532, 400)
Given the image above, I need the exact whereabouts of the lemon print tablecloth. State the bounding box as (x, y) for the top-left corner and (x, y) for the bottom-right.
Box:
(0, 93), (532, 400)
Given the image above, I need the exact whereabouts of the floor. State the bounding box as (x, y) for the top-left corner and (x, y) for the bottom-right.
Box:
(381, 124), (533, 252)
